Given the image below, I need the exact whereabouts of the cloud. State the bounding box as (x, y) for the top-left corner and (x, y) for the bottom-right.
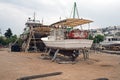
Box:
(0, 2), (28, 35)
(0, 0), (120, 35)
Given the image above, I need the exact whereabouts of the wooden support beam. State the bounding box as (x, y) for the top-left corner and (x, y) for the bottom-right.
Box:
(47, 48), (51, 54)
(82, 48), (89, 60)
(52, 49), (59, 61)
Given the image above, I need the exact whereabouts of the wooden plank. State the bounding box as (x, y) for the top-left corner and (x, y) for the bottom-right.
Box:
(17, 72), (62, 80)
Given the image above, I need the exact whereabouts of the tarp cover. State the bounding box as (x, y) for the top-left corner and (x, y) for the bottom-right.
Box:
(51, 18), (93, 27)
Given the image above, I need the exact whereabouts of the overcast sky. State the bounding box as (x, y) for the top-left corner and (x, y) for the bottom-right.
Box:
(0, 0), (120, 35)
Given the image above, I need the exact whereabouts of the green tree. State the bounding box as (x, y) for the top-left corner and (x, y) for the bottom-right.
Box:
(17, 38), (23, 46)
(0, 36), (4, 45)
(93, 35), (104, 43)
(88, 34), (94, 40)
(4, 28), (12, 38)
(0, 28), (18, 46)
(0, 36), (7, 45)
(10, 35), (17, 43)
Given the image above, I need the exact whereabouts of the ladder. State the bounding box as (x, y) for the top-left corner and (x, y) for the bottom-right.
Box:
(24, 26), (37, 52)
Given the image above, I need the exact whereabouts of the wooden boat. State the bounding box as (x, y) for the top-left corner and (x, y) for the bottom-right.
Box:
(41, 38), (93, 49)
(41, 3), (94, 61)
(20, 18), (50, 40)
(41, 18), (93, 49)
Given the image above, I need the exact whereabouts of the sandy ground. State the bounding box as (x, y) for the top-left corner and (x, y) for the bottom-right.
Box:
(0, 48), (120, 80)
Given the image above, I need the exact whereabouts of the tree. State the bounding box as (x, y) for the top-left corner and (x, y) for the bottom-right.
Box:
(4, 28), (12, 38)
(88, 34), (94, 40)
(10, 35), (17, 43)
(0, 36), (7, 45)
(0, 35), (18, 46)
(0, 36), (4, 45)
(93, 35), (104, 43)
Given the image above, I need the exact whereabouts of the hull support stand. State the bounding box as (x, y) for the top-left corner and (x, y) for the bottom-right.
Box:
(52, 49), (59, 61)
(82, 47), (89, 60)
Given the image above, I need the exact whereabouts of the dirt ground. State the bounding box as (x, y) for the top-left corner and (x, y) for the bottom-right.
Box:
(0, 48), (120, 80)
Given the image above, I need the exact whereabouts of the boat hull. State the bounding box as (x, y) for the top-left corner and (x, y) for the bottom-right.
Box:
(100, 41), (120, 46)
(41, 37), (93, 49)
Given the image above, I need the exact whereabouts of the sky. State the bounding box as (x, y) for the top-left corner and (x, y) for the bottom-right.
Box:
(0, 0), (120, 35)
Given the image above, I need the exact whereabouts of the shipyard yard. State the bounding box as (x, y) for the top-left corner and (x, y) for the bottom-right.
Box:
(0, 48), (119, 80)
(0, 0), (120, 80)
